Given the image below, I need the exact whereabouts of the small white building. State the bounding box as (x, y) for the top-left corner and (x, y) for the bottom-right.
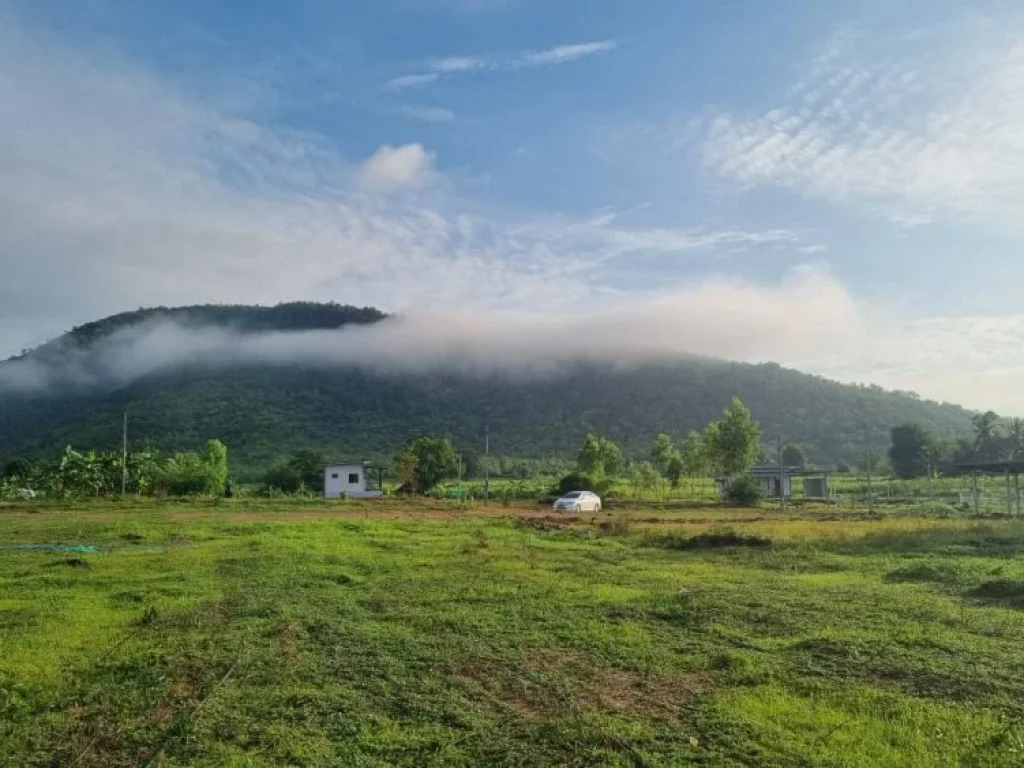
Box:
(323, 461), (382, 499)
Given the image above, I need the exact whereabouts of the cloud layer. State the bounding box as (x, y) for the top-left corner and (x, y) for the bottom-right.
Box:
(0, 19), (787, 361)
(699, 27), (1024, 225)
(0, 269), (863, 392)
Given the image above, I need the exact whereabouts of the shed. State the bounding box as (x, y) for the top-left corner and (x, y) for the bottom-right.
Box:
(323, 461), (383, 499)
(718, 464), (832, 499)
(748, 464), (798, 498)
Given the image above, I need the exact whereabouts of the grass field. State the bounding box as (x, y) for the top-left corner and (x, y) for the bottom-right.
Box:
(2, 499), (1024, 766)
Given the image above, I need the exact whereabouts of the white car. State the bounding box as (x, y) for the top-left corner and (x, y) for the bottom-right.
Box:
(553, 490), (602, 513)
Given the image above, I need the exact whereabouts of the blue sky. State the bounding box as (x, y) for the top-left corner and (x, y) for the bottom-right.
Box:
(3, 0), (1024, 412)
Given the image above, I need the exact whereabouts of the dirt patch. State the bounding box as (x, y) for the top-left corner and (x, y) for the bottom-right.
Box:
(511, 648), (710, 718)
(514, 515), (580, 531)
(586, 667), (708, 716)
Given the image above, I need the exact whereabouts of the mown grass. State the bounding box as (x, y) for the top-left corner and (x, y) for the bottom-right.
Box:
(2, 501), (1024, 766)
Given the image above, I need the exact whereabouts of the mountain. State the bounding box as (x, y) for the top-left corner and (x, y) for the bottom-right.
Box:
(0, 303), (975, 479)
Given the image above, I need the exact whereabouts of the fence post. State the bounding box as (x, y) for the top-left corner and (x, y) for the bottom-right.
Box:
(1007, 470), (1014, 516)
(973, 472), (980, 515)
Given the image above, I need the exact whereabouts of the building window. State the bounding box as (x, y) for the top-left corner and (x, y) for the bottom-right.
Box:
(331, 473), (339, 479)
(349, 473), (360, 484)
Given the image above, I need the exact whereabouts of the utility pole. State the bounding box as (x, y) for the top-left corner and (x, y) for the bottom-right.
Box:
(777, 436), (786, 510)
(484, 426), (490, 505)
(121, 411), (128, 496)
(863, 423), (874, 514)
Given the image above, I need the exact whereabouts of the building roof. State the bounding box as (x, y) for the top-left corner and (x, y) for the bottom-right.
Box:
(748, 464), (802, 477)
(323, 460), (371, 469)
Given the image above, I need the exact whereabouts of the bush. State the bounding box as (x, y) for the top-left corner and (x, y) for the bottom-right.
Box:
(556, 472), (595, 496)
(724, 475), (763, 507)
(555, 472), (613, 497)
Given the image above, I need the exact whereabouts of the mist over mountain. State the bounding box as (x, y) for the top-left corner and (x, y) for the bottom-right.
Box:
(0, 302), (975, 478)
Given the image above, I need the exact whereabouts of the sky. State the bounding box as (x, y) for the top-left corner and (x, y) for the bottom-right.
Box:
(2, 0), (1024, 413)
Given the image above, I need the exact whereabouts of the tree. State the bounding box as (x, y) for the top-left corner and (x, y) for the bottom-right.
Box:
(708, 397), (762, 477)
(665, 454), (685, 489)
(2, 458), (30, 481)
(395, 435), (459, 493)
(576, 432), (624, 480)
(202, 439), (229, 495)
(888, 424), (934, 479)
(973, 411), (1002, 461)
(1007, 418), (1024, 460)
(650, 433), (684, 487)
(261, 461), (303, 494)
(288, 449), (326, 491)
(781, 444), (808, 469)
(459, 449), (480, 479)
(628, 461), (663, 501)
(680, 431), (709, 478)
(650, 433), (676, 475)
(724, 475), (763, 507)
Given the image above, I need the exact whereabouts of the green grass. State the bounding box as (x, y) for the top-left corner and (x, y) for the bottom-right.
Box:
(2, 501), (1024, 766)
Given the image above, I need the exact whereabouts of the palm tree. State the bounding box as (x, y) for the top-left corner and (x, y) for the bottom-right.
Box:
(1007, 418), (1024, 460)
(972, 411), (1002, 461)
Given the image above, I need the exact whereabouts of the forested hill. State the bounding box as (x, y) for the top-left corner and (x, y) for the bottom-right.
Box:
(0, 303), (975, 478)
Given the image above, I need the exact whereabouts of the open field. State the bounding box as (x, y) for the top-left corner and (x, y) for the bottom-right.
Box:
(2, 500), (1024, 766)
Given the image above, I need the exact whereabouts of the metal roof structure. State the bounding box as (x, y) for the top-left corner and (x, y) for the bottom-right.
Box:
(954, 460), (1024, 474)
(746, 464), (830, 477)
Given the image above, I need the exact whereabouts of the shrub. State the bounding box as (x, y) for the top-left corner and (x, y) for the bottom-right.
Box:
(598, 517), (632, 536)
(724, 475), (763, 507)
(555, 472), (613, 497)
(556, 472), (595, 496)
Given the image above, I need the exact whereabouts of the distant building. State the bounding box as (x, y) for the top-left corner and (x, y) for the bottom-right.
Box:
(718, 464), (831, 499)
(323, 461), (383, 499)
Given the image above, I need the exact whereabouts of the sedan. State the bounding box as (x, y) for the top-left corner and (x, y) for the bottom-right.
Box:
(553, 490), (602, 513)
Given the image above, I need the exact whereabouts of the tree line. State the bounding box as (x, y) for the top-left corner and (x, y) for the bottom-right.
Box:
(1, 440), (229, 499)
(889, 412), (1024, 479)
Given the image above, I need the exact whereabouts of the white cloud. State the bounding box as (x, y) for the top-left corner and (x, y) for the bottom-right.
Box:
(357, 143), (435, 189)
(0, 19), (791, 363)
(0, 269), (865, 392)
(396, 105), (456, 123)
(514, 41), (618, 67)
(388, 39), (619, 89)
(700, 26), (1024, 226)
(430, 56), (482, 73)
(813, 314), (1024, 415)
(387, 73), (439, 90)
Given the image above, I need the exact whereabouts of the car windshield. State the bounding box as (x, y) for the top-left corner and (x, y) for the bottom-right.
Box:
(563, 492), (583, 498)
